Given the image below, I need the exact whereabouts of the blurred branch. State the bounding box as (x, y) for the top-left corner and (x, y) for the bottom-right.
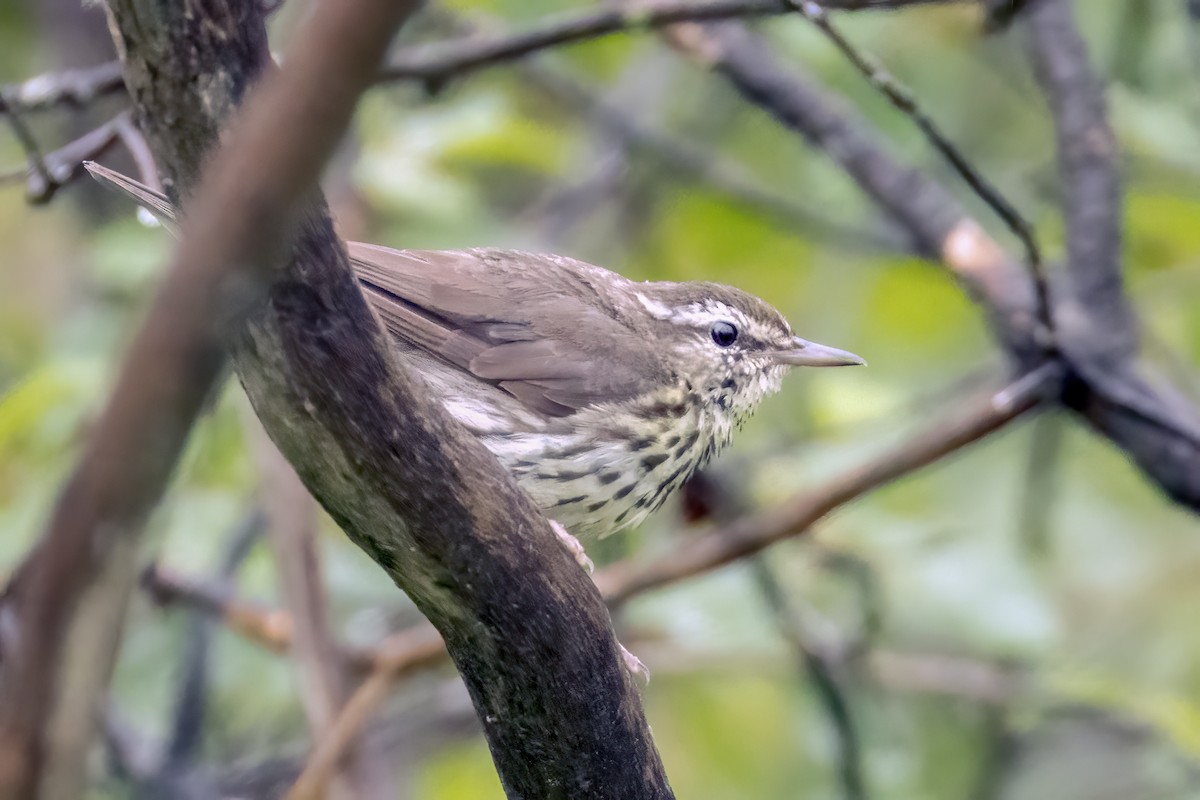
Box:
(678, 469), (869, 800)
(143, 563), (295, 657)
(424, 4), (906, 252)
(0, 62), (124, 114)
(971, 706), (1018, 800)
(0, 111), (136, 203)
(150, 569), (1025, 705)
(253, 428), (383, 800)
(524, 47), (676, 249)
(752, 556), (867, 800)
(378, 0), (970, 87)
(0, 62), (130, 204)
(816, 549), (884, 646)
(1022, 0), (1200, 510)
(286, 668), (394, 799)
(790, 0), (1051, 331)
(1016, 410), (1064, 558)
(981, 0), (1034, 32)
(660, 21), (1043, 357)
(0, 104), (54, 204)
(165, 507), (266, 768)
(102, 509), (265, 797)
(601, 371), (1047, 604)
(520, 62), (907, 253)
(662, 18), (1200, 513)
(1026, 0), (1129, 366)
(0, 0), (420, 795)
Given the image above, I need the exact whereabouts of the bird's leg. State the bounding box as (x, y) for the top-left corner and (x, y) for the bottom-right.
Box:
(549, 519), (594, 575)
(549, 520), (649, 683)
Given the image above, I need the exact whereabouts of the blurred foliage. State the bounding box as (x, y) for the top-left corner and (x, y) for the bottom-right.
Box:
(3, 0), (1200, 798)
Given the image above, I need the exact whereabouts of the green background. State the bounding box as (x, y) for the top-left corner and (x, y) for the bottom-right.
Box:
(3, 1), (1200, 797)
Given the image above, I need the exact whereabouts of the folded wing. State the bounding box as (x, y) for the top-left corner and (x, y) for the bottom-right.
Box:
(350, 243), (666, 417)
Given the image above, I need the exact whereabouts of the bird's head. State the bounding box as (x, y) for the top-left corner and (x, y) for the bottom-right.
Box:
(636, 282), (864, 425)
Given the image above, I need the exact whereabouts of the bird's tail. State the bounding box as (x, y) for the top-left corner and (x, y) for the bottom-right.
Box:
(84, 161), (180, 234)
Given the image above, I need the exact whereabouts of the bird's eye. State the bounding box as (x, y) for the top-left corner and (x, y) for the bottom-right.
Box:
(710, 321), (738, 347)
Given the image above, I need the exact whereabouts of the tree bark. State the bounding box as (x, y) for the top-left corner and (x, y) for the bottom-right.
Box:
(102, 1), (672, 798)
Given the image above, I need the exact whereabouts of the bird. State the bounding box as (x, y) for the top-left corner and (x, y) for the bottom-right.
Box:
(85, 163), (864, 564)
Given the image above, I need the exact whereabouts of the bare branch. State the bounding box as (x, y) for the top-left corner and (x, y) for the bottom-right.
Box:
(143, 563), (294, 657)
(286, 668), (394, 800)
(751, 557), (867, 800)
(378, 0), (971, 87)
(0, 61), (124, 114)
(0, 103), (54, 204)
(790, 0), (1052, 335)
(599, 374), (1045, 604)
(665, 18), (1200, 513)
(253, 426), (383, 800)
(520, 62), (907, 253)
(1026, 0), (1131, 365)
(0, 112), (130, 201)
(661, 21), (1044, 359)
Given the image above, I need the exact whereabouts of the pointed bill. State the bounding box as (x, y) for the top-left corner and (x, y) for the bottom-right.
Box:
(773, 337), (865, 367)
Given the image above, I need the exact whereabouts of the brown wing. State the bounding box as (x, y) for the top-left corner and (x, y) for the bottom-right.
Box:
(349, 243), (668, 417)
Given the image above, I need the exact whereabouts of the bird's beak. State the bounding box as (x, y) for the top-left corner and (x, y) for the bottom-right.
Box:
(773, 337), (866, 367)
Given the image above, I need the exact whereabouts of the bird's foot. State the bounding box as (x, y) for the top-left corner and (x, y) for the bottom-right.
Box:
(620, 644), (650, 686)
(547, 521), (644, 683)
(550, 520), (594, 574)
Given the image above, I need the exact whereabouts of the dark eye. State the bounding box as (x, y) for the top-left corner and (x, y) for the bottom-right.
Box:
(710, 321), (738, 347)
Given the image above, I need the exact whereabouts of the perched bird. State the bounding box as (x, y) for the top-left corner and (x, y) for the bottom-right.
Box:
(86, 163), (863, 558)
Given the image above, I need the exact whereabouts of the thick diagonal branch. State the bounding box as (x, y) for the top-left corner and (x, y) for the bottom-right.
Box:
(97, 1), (673, 799)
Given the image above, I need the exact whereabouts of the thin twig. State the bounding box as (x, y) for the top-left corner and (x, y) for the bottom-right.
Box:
(0, 100), (55, 203)
(285, 627), (448, 800)
(1, 112), (128, 202)
(521, 62), (906, 253)
(752, 557), (867, 800)
(165, 507), (266, 768)
(599, 370), (1048, 605)
(253, 421), (386, 800)
(143, 564), (296, 657)
(114, 114), (162, 193)
(377, 0), (968, 86)
(661, 22), (1043, 357)
(792, 0), (1052, 338)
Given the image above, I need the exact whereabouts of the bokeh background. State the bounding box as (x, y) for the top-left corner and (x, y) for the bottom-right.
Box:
(3, 1), (1200, 798)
